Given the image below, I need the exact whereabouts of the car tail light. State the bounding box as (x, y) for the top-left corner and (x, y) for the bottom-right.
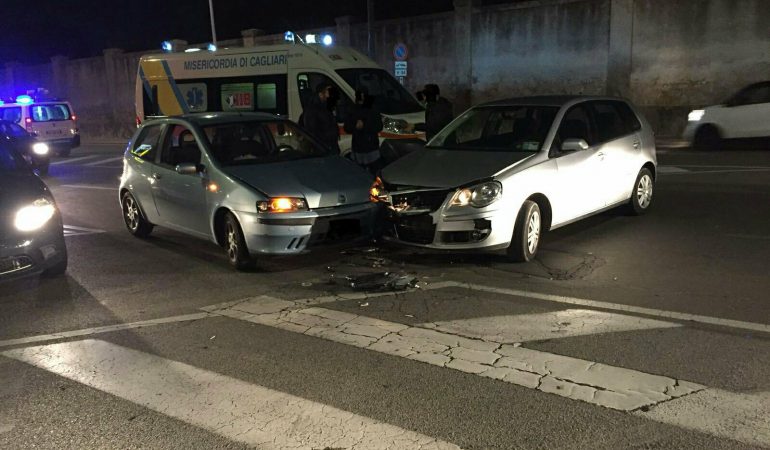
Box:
(135, 116), (142, 127)
(71, 114), (77, 121)
(25, 117), (32, 124)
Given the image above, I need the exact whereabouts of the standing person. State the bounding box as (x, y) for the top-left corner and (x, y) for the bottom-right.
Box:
(303, 83), (340, 154)
(344, 89), (383, 174)
(422, 84), (453, 141)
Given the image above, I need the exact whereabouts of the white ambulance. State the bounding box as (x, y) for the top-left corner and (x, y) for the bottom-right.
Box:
(135, 37), (426, 152)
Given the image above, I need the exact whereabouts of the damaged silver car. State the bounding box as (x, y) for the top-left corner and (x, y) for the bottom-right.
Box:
(376, 96), (657, 262)
(120, 113), (377, 270)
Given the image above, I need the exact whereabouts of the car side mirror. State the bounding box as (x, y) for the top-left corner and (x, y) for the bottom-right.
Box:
(561, 138), (590, 152)
(175, 162), (200, 175)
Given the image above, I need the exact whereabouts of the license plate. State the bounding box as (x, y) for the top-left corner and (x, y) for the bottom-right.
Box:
(47, 130), (63, 136)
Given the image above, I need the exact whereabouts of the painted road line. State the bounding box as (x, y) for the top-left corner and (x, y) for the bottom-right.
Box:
(421, 309), (681, 343)
(657, 166), (690, 174)
(63, 224), (106, 237)
(456, 282), (770, 334)
(0, 313), (210, 349)
(61, 184), (119, 190)
(83, 156), (124, 166)
(50, 155), (101, 165)
(211, 301), (703, 411)
(635, 389), (770, 448)
(3, 340), (459, 450)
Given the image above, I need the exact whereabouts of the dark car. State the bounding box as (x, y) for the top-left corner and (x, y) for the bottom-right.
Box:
(0, 142), (67, 281)
(0, 120), (51, 175)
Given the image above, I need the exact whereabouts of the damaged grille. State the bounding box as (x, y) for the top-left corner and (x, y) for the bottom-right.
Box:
(392, 214), (436, 245)
(388, 189), (451, 213)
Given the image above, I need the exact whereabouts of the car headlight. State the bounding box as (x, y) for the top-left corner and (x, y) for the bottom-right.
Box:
(382, 117), (409, 134)
(14, 198), (56, 231)
(450, 181), (502, 208)
(688, 110), (705, 122)
(32, 142), (49, 155)
(257, 197), (308, 213)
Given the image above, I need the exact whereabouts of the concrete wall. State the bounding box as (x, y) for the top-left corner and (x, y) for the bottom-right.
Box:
(1, 0), (768, 140)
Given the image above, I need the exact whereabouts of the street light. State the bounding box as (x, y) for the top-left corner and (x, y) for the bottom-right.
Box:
(208, 0), (218, 46)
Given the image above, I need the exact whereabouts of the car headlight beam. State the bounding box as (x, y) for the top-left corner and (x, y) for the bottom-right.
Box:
(14, 198), (56, 232)
(450, 181), (502, 208)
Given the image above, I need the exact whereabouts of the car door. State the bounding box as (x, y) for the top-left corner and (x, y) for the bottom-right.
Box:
(589, 101), (642, 205)
(127, 123), (165, 224)
(720, 83), (770, 138)
(150, 123), (210, 237)
(550, 103), (607, 224)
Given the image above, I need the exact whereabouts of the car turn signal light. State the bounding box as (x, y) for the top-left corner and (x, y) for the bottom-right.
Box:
(257, 197), (308, 213)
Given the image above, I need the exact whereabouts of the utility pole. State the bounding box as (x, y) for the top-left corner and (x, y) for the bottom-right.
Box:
(367, 0), (374, 58)
(208, 0), (218, 46)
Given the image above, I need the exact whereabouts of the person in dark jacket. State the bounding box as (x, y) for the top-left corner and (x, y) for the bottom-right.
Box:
(344, 89), (383, 174)
(422, 84), (453, 141)
(303, 83), (340, 154)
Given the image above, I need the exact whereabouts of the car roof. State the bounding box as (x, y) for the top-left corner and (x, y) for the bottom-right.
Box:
(156, 112), (283, 126)
(477, 95), (628, 107)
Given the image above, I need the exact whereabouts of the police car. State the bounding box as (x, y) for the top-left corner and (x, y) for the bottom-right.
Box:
(0, 95), (80, 156)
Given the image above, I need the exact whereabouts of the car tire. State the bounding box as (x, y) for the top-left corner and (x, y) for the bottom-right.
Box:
(693, 125), (721, 151)
(506, 200), (542, 263)
(121, 191), (153, 238)
(223, 212), (256, 271)
(41, 247), (68, 277)
(629, 168), (655, 215)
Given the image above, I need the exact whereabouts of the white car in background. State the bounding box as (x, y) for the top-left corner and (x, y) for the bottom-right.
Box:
(684, 81), (770, 150)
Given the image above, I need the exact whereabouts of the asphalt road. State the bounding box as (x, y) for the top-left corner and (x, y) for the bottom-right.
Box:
(1, 143), (769, 449)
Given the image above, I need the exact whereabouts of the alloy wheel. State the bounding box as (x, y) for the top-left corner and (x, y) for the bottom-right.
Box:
(527, 210), (541, 254)
(637, 175), (653, 209)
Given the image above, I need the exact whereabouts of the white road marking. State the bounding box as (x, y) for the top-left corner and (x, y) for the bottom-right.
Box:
(657, 166), (690, 174)
(50, 155), (101, 165)
(61, 184), (118, 191)
(421, 309), (681, 343)
(0, 313), (210, 349)
(635, 389), (770, 448)
(456, 282), (770, 334)
(83, 156), (124, 166)
(212, 300), (702, 411)
(3, 340), (459, 450)
(63, 224), (106, 237)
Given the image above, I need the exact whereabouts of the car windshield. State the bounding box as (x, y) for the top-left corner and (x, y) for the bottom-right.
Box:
(202, 120), (331, 166)
(428, 105), (559, 152)
(0, 121), (28, 137)
(336, 68), (424, 115)
(0, 144), (29, 172)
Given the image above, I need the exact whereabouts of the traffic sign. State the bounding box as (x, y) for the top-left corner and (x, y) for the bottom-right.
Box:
(393, 43), (408, 61)
(394, 61), (407, 77)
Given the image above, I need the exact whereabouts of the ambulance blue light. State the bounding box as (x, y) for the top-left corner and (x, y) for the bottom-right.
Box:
(321, 34), (333, 46)
(16, 95), (33, 104)
(284, 31), (295, 42)
(161, 41), (173, 52)
(207, 43), (217, 51)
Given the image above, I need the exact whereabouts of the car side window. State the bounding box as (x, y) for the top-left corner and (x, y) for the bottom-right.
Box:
(555, 104), (594, 150)
(131, 125), (163, 162)
(160, 124), (201, 168)
(590, 101), (640, 143)
(297, 72), (352, 123)
(732, 84), (770, 106)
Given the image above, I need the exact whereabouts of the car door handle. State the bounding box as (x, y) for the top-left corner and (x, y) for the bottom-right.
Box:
(633, 141), (640, 149)
(596, 151), (605, 159)
(152, 173), (162, 180)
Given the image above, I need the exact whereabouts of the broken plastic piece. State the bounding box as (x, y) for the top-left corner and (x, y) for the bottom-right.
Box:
(346, 272), (418, 292)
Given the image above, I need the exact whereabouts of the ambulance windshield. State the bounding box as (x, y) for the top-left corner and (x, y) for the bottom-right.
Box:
(336, 69), (424, 115)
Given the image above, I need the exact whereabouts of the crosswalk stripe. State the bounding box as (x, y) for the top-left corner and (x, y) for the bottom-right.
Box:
(83, 156), (124, 166)
(211, 301), (702, 411)
(50, 155), (101, 165)
(2, 340), (460, 450)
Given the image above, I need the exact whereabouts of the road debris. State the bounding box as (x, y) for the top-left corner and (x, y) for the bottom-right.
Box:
(347, 272), (418, 292)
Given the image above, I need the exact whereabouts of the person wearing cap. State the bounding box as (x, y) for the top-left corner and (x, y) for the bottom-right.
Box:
(302, 83), (340, 154)
(344, 89), (383, 174)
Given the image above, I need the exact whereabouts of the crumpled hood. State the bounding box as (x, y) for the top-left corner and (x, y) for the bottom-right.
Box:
(223, 157), (373, 209)
(382, 148), (534, 188)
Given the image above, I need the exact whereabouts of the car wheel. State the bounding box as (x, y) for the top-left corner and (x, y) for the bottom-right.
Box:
(506, 200), (541, 263)
(41, 246), (68, 277)
(121, 191), (153, 237)
(58, 147), (72, 157)
(629, 168), (655, 215)
(223, 212), (256, 271)
(693, 125), (721, 151)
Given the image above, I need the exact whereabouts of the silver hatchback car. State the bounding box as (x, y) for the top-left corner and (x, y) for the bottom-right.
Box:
(119, 113), (377, 269)
(378, 96), (657, 262)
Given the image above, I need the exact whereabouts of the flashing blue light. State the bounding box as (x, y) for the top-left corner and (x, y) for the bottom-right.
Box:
(207, 43), (217, 51)
(0, 100), (4, 106)
(16, 95), (33, 104)
(321, 34), (333, 46)
(161, 41), (173, 52)
(284, 31), (295, 42)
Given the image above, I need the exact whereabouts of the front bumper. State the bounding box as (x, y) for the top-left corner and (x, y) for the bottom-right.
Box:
(0, 224), (67, 282)
(237, 202), (379, 256)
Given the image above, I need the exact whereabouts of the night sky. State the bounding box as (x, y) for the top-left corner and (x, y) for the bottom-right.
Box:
(2, 0), (455, 64)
